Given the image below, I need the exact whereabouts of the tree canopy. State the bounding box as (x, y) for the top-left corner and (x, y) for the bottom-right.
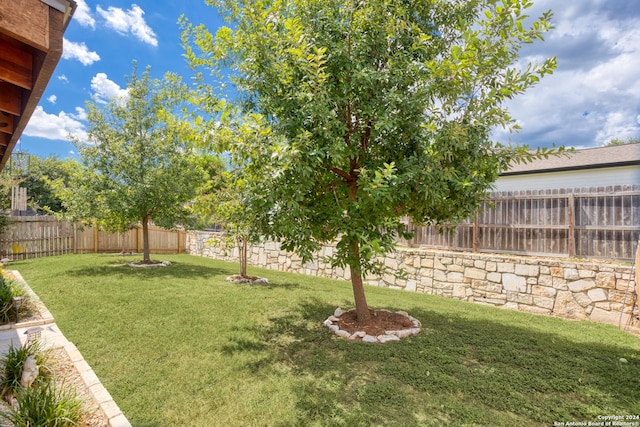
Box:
(58, 65), (206, 263)
(183, 0), (560, 321)
(19, 155), (79, 214)
(606, 137), (640, 146)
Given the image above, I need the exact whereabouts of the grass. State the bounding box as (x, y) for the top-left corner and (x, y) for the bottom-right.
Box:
(9, 253), (640, 427)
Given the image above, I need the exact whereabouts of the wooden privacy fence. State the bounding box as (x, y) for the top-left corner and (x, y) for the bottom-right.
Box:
(0, 185), (637, 262)
(403, 185), (640, 262)
(0, 216), (187, 260)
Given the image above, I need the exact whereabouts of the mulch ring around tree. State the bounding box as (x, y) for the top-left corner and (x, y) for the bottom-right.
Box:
(226, 274), (269, 284)
(324, 308), (421, 343)
(127, 260), (171, 268)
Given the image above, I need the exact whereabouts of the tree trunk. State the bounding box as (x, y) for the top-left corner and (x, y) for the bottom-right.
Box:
(142, 216), (151, 263)
(238, 235), (247, 277)
(119, 232), (127, 254)
(349, 239), (371, 322)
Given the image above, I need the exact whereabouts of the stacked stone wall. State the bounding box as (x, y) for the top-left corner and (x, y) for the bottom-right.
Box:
(187, 231), (638, 329)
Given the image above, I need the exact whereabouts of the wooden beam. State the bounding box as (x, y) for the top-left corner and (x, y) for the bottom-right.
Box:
(0, 133), (8, 149)
(0, 82), (22, 115)
(0, 0), (49, 51)
(0, 2), (76, 172)
(0, 5), (66, 171)
(0, 38), (33, 89)
(0, 112), (13, 134)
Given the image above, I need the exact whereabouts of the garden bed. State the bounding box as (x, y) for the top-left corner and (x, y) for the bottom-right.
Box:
(0, 347), (108, 427)
(0, 270), (119, 426)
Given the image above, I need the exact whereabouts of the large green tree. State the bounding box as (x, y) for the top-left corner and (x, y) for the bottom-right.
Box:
(20, 155), (80, 213)
(183, 0), (560, 321)
(59, 66), (206, 263)
(0, 174), (19, 234)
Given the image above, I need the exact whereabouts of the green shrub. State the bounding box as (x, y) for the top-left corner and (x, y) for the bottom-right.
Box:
(0, 379), (85, 427)
(0, 340), (50, 398)
(0, 278), (14, 324)
(0, 275), (29, 324)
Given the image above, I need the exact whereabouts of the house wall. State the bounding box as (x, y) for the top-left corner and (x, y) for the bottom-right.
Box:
(187, 231), (638, 331)
(494, 165), (640, 191)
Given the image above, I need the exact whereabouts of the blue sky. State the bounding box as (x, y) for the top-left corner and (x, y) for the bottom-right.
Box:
(18, 0), (640, 159)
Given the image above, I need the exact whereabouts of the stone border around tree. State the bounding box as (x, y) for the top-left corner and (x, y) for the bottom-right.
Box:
(225, 275), (269, 284)
(324, 308), (422, 343)
(127, 260), (171, 268)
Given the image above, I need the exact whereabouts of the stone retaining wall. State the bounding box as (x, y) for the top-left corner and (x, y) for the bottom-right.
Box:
(187, 231), (638, 330)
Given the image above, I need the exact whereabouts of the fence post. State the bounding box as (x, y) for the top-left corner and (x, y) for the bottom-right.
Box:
(635, 239), (639, 303)
(473, 214), (479, 252)
(93, 225), (99, 253)
(568, 194), (575, 257)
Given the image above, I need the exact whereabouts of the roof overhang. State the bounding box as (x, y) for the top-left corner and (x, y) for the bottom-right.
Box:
(501, 143), (640, 177)
(500, 159), (640, 176)
(0, 0), (76, 171)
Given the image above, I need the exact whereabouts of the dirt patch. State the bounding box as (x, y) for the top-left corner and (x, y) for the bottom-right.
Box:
(48, 348), (109, 426)
(336, 309), (414, 336)
(324, 308), (422, 343)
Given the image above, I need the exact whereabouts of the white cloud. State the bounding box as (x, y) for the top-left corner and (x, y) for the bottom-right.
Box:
(495, 2), (640, 148)
(90, 73), (129, 104)
(47, 95), (57, 104)
(57, 75), (69, 83)
(73, 107), (87, 121)
(96, 4), (158, 47)
(595, 111), (640, 144)
(62, 38), (100, 66)
(24, 106), (88, 142)
(73, 0), (96, 29)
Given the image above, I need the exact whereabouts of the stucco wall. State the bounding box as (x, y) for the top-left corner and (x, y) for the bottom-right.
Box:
(494, 165), (640, 191)
(187, 231), (638, 331)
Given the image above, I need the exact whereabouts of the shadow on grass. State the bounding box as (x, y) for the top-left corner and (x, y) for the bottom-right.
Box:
(59, 259), (303, 293)
(61, 259), (231, 280)
(228, 299), (640, 427)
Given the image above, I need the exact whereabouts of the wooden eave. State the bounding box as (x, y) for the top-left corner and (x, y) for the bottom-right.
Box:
(0, 0), (76, 171)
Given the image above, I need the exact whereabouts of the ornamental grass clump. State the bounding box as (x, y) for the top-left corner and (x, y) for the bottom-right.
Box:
(0, 275), (30, 324)
(0, 341), (85, 426)
(0, 340), (51, 399)
(0, 379), (85, 427)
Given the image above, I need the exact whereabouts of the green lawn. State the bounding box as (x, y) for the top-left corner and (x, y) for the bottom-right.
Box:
(10, 254), (640, 426)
